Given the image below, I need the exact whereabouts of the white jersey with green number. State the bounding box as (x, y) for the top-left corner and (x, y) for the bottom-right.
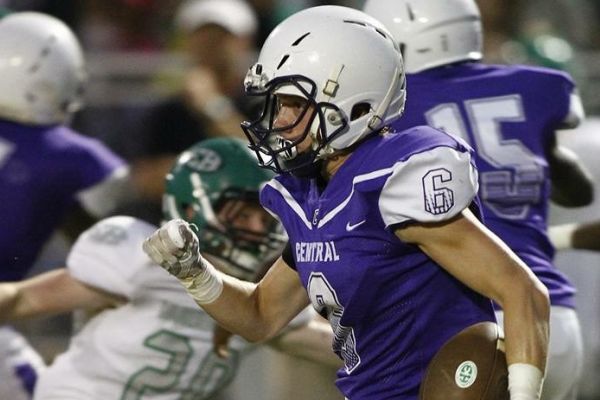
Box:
(33, 216), (248, 400)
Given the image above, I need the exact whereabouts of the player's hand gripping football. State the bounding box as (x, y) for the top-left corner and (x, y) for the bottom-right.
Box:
(143, 219), (205, 280)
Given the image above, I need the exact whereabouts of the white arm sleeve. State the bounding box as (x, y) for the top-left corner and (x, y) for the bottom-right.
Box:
(76, 166), (133, 218)
(67, 216), (158, 299)
(559, 92), (585, 129)
(379, 146), (478, 227)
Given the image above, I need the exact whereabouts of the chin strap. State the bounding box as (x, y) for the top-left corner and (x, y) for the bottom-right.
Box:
(311, 63), (345, 143)
(288, 153), (323, 178)
(322, 64), (345, 99)
(368, 65), (402, 131)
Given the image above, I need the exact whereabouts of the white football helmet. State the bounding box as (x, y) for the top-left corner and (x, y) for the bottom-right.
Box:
(242, 5), (405, 175)
(363, 0), (482, 73)
(0, 12), (86, 125)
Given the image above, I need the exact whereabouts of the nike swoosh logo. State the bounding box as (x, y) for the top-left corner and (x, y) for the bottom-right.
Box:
(346, 220), (366, 231)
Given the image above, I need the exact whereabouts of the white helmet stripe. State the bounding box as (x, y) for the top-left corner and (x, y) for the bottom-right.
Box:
(190, 172), (222, 229)
(164, 194), (182, 219)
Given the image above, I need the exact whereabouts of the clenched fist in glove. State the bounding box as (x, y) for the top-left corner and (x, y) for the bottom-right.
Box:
(143, 219), (223, 304)
(142, 219), (203, 279)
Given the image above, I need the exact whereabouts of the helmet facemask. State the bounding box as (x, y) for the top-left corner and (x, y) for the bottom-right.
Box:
(242, 72), (349, 177)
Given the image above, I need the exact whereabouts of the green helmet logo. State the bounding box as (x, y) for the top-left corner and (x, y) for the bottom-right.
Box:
(184, 147), (222, 172)
(163, 137), (284, 281)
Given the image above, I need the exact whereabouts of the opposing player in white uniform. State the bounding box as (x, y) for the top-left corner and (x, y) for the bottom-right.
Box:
(0, 138), (338, 399)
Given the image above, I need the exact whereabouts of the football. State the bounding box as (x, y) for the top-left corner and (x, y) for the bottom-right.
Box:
(419, 322), (509, 400)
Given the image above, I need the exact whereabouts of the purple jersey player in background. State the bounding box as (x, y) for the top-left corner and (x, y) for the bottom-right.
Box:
(143, 6), (550, 400)
(0, 13), (130, 282)
(0, 12), (129, 399)
(363, 1), (593, 399)
(0, 122), (126, 281)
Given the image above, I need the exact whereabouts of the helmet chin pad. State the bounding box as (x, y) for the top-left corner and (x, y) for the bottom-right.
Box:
(274, 136), (298, 161)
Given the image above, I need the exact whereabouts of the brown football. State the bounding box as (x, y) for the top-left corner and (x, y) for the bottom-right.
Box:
(419, 322), (509, 400)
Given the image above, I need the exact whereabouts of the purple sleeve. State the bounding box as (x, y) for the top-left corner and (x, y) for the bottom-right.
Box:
(69, 134), (126, 191)
(541, 69), (576, 128)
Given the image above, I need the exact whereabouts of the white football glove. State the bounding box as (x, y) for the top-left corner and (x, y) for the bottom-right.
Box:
(142, 219), (204, 280)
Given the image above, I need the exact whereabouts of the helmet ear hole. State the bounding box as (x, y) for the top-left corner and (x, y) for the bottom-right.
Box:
(350, 102), (371, 121)
(326, 110), (344, 125)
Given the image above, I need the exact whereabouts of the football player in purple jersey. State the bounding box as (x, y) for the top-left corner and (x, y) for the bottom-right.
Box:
(363, 1), (592, 399)
(0, 12), (129, 399)
(143, 6), (550, 400)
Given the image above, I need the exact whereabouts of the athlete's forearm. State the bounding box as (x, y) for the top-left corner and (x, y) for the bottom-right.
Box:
(0, 283), (21, 322)
(184, 258), (309, 343)
(194, 274), (275, 342)
(0, 270), (72, 321)
(0, 269), (122, 323)
(474, 255), (550, 400)
(499, 280), (549, 371)
(500, 281), (549, 400)
(270, 317), (342, 367)
(0, 272), (64, 321)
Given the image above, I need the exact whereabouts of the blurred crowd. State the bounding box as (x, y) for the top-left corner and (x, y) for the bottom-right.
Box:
(0, 0), (597, 202)
(2, 0), (599, 52)
(1, 0), (598, 135)
(2, 0), (598, 221)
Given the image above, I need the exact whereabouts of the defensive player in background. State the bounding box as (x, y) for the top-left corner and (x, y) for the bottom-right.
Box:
(144, 6), (550, 400)
(0, 138), (339, 399)
(0, 12), (130, 399)
(362, 1), (593, 399)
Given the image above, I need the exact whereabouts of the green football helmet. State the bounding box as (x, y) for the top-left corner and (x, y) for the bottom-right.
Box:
(163, 137), (285, 281)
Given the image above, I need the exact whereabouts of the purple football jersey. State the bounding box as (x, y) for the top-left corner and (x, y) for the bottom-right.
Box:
(261, 127), (495, 399)
(392, 62), (577, 308)
(0, 120), (125, 280)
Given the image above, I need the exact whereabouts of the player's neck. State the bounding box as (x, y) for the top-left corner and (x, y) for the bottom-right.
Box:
(322, 151), (352, 181)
